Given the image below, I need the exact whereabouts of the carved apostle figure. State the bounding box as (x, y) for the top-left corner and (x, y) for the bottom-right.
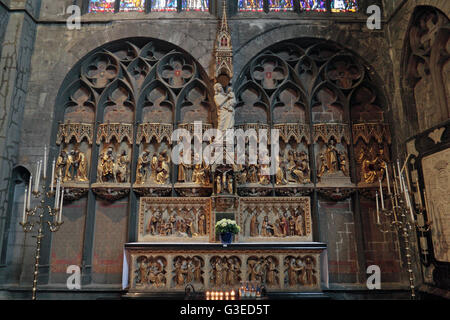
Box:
(250, 212), (259, 237)
(214, 83), (236, 132)
(156, 151), (170, 184)
(56, 150), (68, 182)
(72, 150), (88, 182)
(136, 151), (150, 184)
(115, 150), (129, 183)
(98, 147), (115, 183)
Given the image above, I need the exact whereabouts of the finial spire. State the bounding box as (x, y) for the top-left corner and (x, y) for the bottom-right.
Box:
(215, 0), (233, 84)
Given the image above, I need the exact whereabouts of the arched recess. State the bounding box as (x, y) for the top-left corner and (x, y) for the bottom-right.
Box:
(234, 38), (400, 284)
(49, 37), (214, 285)
(401, 6), (450, 133)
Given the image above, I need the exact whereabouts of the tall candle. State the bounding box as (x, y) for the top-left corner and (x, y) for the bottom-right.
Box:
(59, 188), (64, 223)
(50, 159), (55, 191)
(384, 162), (391, 194)
(43, 145), (47, 179)
(35, 160), (42, 193)
(27, 175), (32, 209)
(34, 161), (38, 192)
(379, 179), (385, 210)
(55, 178), (60, 209)
(375, 191), (380, 224)
(23, 186), (27, 224)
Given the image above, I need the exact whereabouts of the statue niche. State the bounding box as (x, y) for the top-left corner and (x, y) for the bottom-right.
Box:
(276, 139), (311, 187)
(55, 83), (95, 190)
(134, 255), (167, 289)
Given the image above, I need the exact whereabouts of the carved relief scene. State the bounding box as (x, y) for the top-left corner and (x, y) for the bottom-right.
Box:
(134, 255), (168, 289)
(209, 256), (242, 289)
(138, 198), (211, 242)
(284, 255), (319, 290)
(238, 197), (312, 242)
(172, 256), (205, 291)
(127, 249), (322, 293)
(422, 149), (450, 263)
(247, 256), (280, 289)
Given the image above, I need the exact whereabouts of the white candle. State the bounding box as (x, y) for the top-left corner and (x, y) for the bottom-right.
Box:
(34, 161), (38, 192)
(375, 191), (380, 224)
(43, 145), (48, 179)
(384, 162), (391, 194)
(397, 160), (403, 193)
(50, 158), (55, 191)
(55, 178), (60, 209)
(59, 188), (64, 223)
(379, 179), (385, 210)
(35, 160), (42, 193)
(23, 186), (27, 224)
(27, 175), (32, 209)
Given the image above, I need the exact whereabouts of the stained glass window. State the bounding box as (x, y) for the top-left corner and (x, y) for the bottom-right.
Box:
(120, 0), (146, 12)
(239, 0), (264, 12)
(89, 0), (116, 13)
(269, 0), (294, 11)
(182, 0), (209, 11)
(298, 0), (326, 11)
(152, 0), (177, 11)
(331, 0), (358, 12)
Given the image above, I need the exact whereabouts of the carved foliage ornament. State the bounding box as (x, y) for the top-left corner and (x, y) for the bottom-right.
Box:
(352, 123), (391, 145)
(274, 123), (311, 145)
(313, 123), (351, 145)
(56, 123), (94, 145)
(137, 123), (173, 144)
(96, 123), (134, 145)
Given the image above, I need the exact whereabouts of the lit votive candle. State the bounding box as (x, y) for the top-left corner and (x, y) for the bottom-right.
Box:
(231, 290), (235, 296)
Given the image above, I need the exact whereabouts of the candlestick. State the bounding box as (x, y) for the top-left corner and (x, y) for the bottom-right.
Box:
(384, 162), (391, 194)
(27, 175), (32, 209)
(43, 145), (47, 179)
(50, 159), (55, 191)
(23, 186), (27, 224)
(375, 191), (380, 224)
(379, 179), (385, 210)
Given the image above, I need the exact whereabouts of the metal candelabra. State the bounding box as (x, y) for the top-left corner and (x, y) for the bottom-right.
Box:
(375, 157), (430, 300)
(19, 147), (64, 300)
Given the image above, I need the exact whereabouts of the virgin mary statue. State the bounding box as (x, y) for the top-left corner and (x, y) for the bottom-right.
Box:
(214, 83), (236, 132)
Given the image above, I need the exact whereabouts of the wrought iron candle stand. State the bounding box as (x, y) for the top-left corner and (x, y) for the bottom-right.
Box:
(19, 178), (64, 300)
(377, 194), (417, 300)
(375, 160), (432, 300)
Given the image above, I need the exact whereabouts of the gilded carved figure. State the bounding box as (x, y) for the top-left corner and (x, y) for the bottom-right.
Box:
(317, 138), (348, 179)
(136, 151), (150, 184)
(214, 83), (236, 132)
(357, 145), (386, 184)
(97, 147), (115, 183)
(115, 150), (129, 183)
